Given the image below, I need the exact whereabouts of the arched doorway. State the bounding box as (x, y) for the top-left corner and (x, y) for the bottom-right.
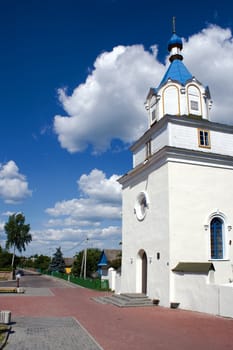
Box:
(141, 251), (147, 294)
(137, 249), (148, 294)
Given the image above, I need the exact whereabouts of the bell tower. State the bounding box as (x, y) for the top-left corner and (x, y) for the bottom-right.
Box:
(118, 22), (233, 315)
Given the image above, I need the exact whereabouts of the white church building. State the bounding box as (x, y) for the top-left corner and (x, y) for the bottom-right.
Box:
(118, 28), (233, 317)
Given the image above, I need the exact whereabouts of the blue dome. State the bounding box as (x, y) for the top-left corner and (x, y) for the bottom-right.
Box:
(168, 33), (183, 51)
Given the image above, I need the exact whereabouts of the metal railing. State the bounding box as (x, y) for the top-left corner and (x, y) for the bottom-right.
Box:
(42, 270), (109, 290)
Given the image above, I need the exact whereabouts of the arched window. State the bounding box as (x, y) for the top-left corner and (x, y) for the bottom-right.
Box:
(210, 218), (224, 259)
(187, 85), (202, 116)
(163, 85), (180, 116)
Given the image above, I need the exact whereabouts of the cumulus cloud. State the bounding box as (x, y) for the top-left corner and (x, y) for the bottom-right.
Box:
(0, 161), (32, 203)
(34, 225), (121, 244)
(183, 25), (233, 125)
(53, 25), (233, 153)
(46, 197), (121, 222)
(45, 169), (122, 231)
(78, 169), (122, 204)
(44, 169), (121, 247)
(54, 45), (163, 153)
(15, 170), (122, 256)
(27, 224), (122, 256)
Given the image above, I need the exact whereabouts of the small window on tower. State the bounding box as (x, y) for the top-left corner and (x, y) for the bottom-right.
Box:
(198, 129), (211, 148)
(191, 100), (199, 111)
(151, 109), (156, 121)
(146, 140), (152, 159)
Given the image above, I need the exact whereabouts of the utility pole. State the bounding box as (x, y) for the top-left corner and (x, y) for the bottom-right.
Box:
(80, 251), (84, 278)
(84, 238), (89, 279)
(84, 247), (87, 279)
(79, 237), (89, 278)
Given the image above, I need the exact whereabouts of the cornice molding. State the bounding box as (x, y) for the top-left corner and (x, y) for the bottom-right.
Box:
(118, 146), (233, 186)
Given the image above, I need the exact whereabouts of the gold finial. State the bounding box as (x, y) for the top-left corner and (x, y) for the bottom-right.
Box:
(172, 16), (176, 33)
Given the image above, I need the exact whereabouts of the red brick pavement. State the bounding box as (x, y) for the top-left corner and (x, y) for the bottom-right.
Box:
(1, 286), (232, 350)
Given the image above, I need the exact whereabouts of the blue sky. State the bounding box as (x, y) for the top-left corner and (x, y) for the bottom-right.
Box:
(0, 0), (232, 257)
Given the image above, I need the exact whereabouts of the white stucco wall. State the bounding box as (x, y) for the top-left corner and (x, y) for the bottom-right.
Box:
(133, 125), (169, 168)
(172, 273), (233, 317)
(219, 284), (233, 318)
(133, 120), (233, 169)
(169, 123), (233, 157)
(121, 113), (233, 315)
(120, 163), (171, 306)
(168, 162), (233, 284)
(172, 273), (219, 315)
(121, 159), (233, 309)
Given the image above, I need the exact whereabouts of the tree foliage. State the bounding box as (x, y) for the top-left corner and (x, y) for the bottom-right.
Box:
(48, 247), (66, 273)
(4, 213), (32, 267)
(19, 254), (51, 271)
(0, 248), (20, 269)
(72, 248), (101, 278)
(110, 257), (122, 270)
(34, 255), (51, 271)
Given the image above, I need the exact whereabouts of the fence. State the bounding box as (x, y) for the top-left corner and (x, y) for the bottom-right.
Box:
(42, 271), (109, 291)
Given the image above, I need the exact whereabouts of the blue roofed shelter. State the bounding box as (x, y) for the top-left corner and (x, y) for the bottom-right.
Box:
(98, 249), (121, 278)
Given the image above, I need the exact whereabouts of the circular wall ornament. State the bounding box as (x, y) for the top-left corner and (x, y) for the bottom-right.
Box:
(134, 191), (149, 221)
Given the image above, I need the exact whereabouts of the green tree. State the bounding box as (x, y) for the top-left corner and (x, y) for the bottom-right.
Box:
(72, 248), (101, 278)
(34, 254), (51, 271)
(110, 252), (122, 270)
(0, 249), (18, 269)
(4, 213), (32, 268)
(49, 247), (66, 273)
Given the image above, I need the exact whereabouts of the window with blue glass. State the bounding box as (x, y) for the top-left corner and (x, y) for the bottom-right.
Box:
(210, 218), (224, 259)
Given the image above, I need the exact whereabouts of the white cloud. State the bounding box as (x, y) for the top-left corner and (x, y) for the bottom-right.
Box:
(54, 45), (163, 153)
(78, 169), (122, 204)
(53, 25), (233, 153)
(183, 25), (233, 125)
(46, 197), (121, 222)
(26, 225), (121, 257)
(0, 161), (32, 203)
(37, 169), (123, 256)
(46, 218), (101, 228)
(0, 221), (5, 232)
(46, 169), (122, 225)
(8, 170), (122, 256)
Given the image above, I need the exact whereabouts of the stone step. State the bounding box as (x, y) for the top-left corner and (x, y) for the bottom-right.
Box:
(93, 293), (158, 308)
(110, 294), (152, 304)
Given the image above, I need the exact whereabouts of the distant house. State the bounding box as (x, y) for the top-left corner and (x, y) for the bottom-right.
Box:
(64, 257), (75, 274)
(98, 249), (121, 278)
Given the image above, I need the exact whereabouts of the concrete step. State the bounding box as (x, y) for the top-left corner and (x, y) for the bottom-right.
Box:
(93, 293), (158, 308)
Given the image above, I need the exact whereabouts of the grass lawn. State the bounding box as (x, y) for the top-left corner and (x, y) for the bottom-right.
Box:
(0, 324), (9, 346)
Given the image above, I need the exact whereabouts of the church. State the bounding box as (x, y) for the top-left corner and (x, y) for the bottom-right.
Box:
(118, 26), (233, 317)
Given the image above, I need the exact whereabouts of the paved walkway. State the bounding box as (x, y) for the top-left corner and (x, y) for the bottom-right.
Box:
(6, 317), (102, 350)
(0, 276), (232, 349)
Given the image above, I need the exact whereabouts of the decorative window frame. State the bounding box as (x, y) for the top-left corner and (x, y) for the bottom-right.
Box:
(162, 84), (180, 116)
(205, 211), (228, 261)
(187, 83), (202, 116)
(134, 191), (150, 221)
